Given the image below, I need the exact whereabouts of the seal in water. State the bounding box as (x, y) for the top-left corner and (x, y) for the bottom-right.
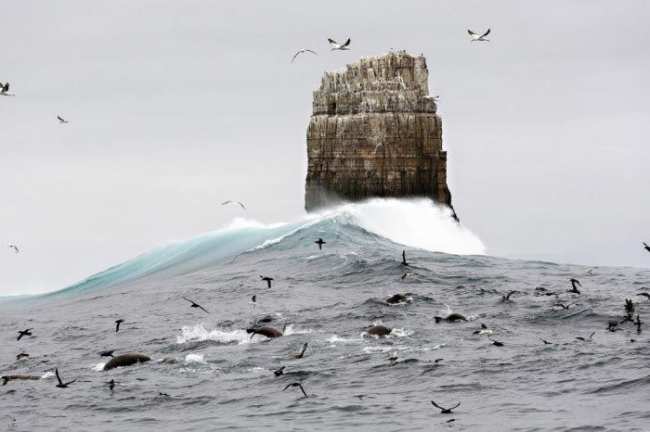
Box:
(103, 353), (151, 371)
(434, 313), (467, 323)
(2, 375), (40, 385)
(246, 325), (284, 339)
(385, 294), (409, 305)
(366, 325), (392, 337)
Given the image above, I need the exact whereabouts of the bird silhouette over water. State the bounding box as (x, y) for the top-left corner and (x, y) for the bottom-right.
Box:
(57, 115), (69, 124)
(182, 297), (209, 313)
(106, 379), (115, 391)
(643, 242), (650, 253)
(114, 319), (124, 333)
(637, 292), (650, 300)
(290, 343), (308, 359)
(401, 250), (409, 266)
(576, 331), (595, 342)
(431, 400), (461, 414)
(273, 366), (285, 377)
(540, 338), (553, 345)
(260, 275), (274, 288)
(99, 350), (114, 358)
(283, 382), (308, 398)
(501, 290), (519, 302)
(553, 303), (572, 310)
(55, 369), (76, 388)
(568, 278), (581, 294)
(314, 238), (326, 250)
(16, 329), (32, 341)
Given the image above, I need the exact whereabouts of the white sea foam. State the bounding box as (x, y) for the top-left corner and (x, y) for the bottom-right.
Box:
(177, 324), (255, 345)
(184, 353), (206, 364)
(314, 198), (486, 255)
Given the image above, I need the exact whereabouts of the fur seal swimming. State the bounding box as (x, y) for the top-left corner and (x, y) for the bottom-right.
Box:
(434, 313), (467, 323)
(1, 375), (40, 385)
(103, 353), (151, 371)
(386, 294), (409, 305)
(366, 325), (392, 337)
(246, 325), (284, 339)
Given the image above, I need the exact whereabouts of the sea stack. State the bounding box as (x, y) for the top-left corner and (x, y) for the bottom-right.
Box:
(305, 51), (454, 212)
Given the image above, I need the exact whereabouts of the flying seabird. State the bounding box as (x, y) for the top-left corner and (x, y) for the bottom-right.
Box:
(57, 115), (69, 124)
(182, 296), (209, 314)
(273, 366), (285, 377)
(553, 303), (572, 310)
(107, 379), (115, 391)
(55, 368), (76, 388)
(291, 49), (318, 63)
(540, 338), (553, 345)
(401, 250), (409, 266)
(0, 82), (12, 96)
(328, 37), (351, 51)
(260, 275), (274, 288)
(16, 329), (32, 341)
(314, 238), (326, 250)
(501, 290), (519, 302)
(637, 292), (650, 300)
(490, 338), (504, 347)
(283, 382), (308, 398)
(221, 200), (246, 210)
(430, 400), (461, 414)
(568, 278), (581, 294)
(576, 331), (595, 342)
(643, 242), (650, 253)
(99, 350), (115, 358)
(290, 343), (308, 359)
(401, 272), (409, 280)
(468, 28), (491, 42)
(472, 323), (493, 336)
(114, 319), (124, 333)
(8, 244), (19, 254)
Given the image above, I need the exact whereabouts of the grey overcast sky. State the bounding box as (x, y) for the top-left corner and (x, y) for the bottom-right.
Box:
(1, 1), (649, 295)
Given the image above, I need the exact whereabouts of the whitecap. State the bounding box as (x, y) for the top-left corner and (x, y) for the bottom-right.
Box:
(184, 353), (206, 364)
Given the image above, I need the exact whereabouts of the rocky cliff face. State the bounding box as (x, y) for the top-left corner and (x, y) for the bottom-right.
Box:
(305, 52), (454, 213)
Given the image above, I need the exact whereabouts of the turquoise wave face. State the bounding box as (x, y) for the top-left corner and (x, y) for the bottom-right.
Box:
(37, 199), (485, 299)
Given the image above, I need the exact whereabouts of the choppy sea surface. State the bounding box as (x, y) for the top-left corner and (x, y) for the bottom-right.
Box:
(1, 199), (649, 432)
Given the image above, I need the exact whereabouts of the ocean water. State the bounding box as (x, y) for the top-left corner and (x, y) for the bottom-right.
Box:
(1, 199), (649, 432)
